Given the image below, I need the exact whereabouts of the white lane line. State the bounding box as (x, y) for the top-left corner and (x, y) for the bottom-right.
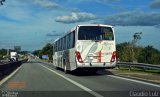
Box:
(0, 66), (22, 86)
(108, 75), (160, 88)
(40, 65), (104, 97)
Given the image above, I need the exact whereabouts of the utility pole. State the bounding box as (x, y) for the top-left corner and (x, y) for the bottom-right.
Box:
(7, 48), (9, 60)
(132, 32), (142, 62)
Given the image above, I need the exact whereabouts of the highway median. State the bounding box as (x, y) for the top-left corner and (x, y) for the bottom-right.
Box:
(0, 59), (28, 81)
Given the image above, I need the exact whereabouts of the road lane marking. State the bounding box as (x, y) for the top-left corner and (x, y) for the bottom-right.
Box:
(0, 66), (22, 86)
(40, 65), (104, 97)
(108, 75), (160, 88)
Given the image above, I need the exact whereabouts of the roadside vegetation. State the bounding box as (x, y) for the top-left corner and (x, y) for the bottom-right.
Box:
(117, 42), (160, 64)
(33, 42), (160, 65)
(33, 32), (160, 65)
(117, 65), (160, 74)
(0, 49), (7, 60)
(0, 49), (28, 61)
(33, 43), (53, 60)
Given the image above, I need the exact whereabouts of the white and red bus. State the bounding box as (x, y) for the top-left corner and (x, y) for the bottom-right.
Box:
(53, 24), (116, 73)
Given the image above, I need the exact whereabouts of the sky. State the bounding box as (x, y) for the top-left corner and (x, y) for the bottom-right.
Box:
(0, 0), (160, 51)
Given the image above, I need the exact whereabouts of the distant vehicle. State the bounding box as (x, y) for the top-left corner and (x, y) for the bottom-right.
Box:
(53, 24), (116, 73)
(10, 52), (18, 61)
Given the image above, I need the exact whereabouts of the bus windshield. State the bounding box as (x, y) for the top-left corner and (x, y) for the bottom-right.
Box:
(78, 26), (114, 40)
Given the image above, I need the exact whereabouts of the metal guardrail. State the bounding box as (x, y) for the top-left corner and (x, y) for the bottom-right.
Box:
(117, 62), (160, 70)
(0, 59), (28, 78)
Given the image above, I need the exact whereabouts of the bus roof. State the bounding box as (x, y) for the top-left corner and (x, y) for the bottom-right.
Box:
(53, 24), (113, 43)
(77, 24), (113, 28)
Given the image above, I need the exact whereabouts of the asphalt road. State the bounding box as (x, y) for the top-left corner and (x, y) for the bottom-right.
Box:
(0, 59), (159, 97)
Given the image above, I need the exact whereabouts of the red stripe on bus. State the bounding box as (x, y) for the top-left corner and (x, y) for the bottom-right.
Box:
(98, 51), (101, 62)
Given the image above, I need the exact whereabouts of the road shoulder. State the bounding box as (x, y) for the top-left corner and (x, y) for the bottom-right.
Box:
(108, 68), (160, 84)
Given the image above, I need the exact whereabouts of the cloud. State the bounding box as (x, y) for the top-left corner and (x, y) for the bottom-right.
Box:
(55, 12), (97, 23)
(150, 0), (160, 9)
(60, 0), (120, 4)
(46, 33), (62, 37)
(104, 11), (160, 26)
(94, 0), (120, 3)
(33, 0), (62, 10)
(0, 0), (34, 23)
(155, 24), (160, 28)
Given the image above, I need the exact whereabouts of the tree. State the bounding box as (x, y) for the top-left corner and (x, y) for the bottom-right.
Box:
(39, 43), (53, 60)
(0, 0), (5, 5)
(117, 42), (160, 64)
(116, 42), (132, 62)
(138, 46), (160, 64)
(32, 50), (41, 56)
(0, 49), (7, 60)
(131, 32), (142, 62)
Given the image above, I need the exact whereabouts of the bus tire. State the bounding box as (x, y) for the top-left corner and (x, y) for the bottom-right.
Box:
(89, 69), (98, 74)
(55, 67), (58, 70)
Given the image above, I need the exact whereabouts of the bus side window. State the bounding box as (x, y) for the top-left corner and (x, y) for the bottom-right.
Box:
(69, 33), (71, 48)
(64, 36), (66, 50)
(65, 36), (67, 50)
(72, 31), (75, 48)
(62, 37), (64, 50)
(60, 39), (62, 51)
(55, 42), (57, 52)
(100, 35), (103, 40)
(61, 39), (63, 50)
(59, 39), (61, 51)
(58, 40), (60, 51)
(57, 41), (58, 51)
(53, 44), (55, 54)
(53, 43), (56, 52)
(67, 34), (70, 49)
